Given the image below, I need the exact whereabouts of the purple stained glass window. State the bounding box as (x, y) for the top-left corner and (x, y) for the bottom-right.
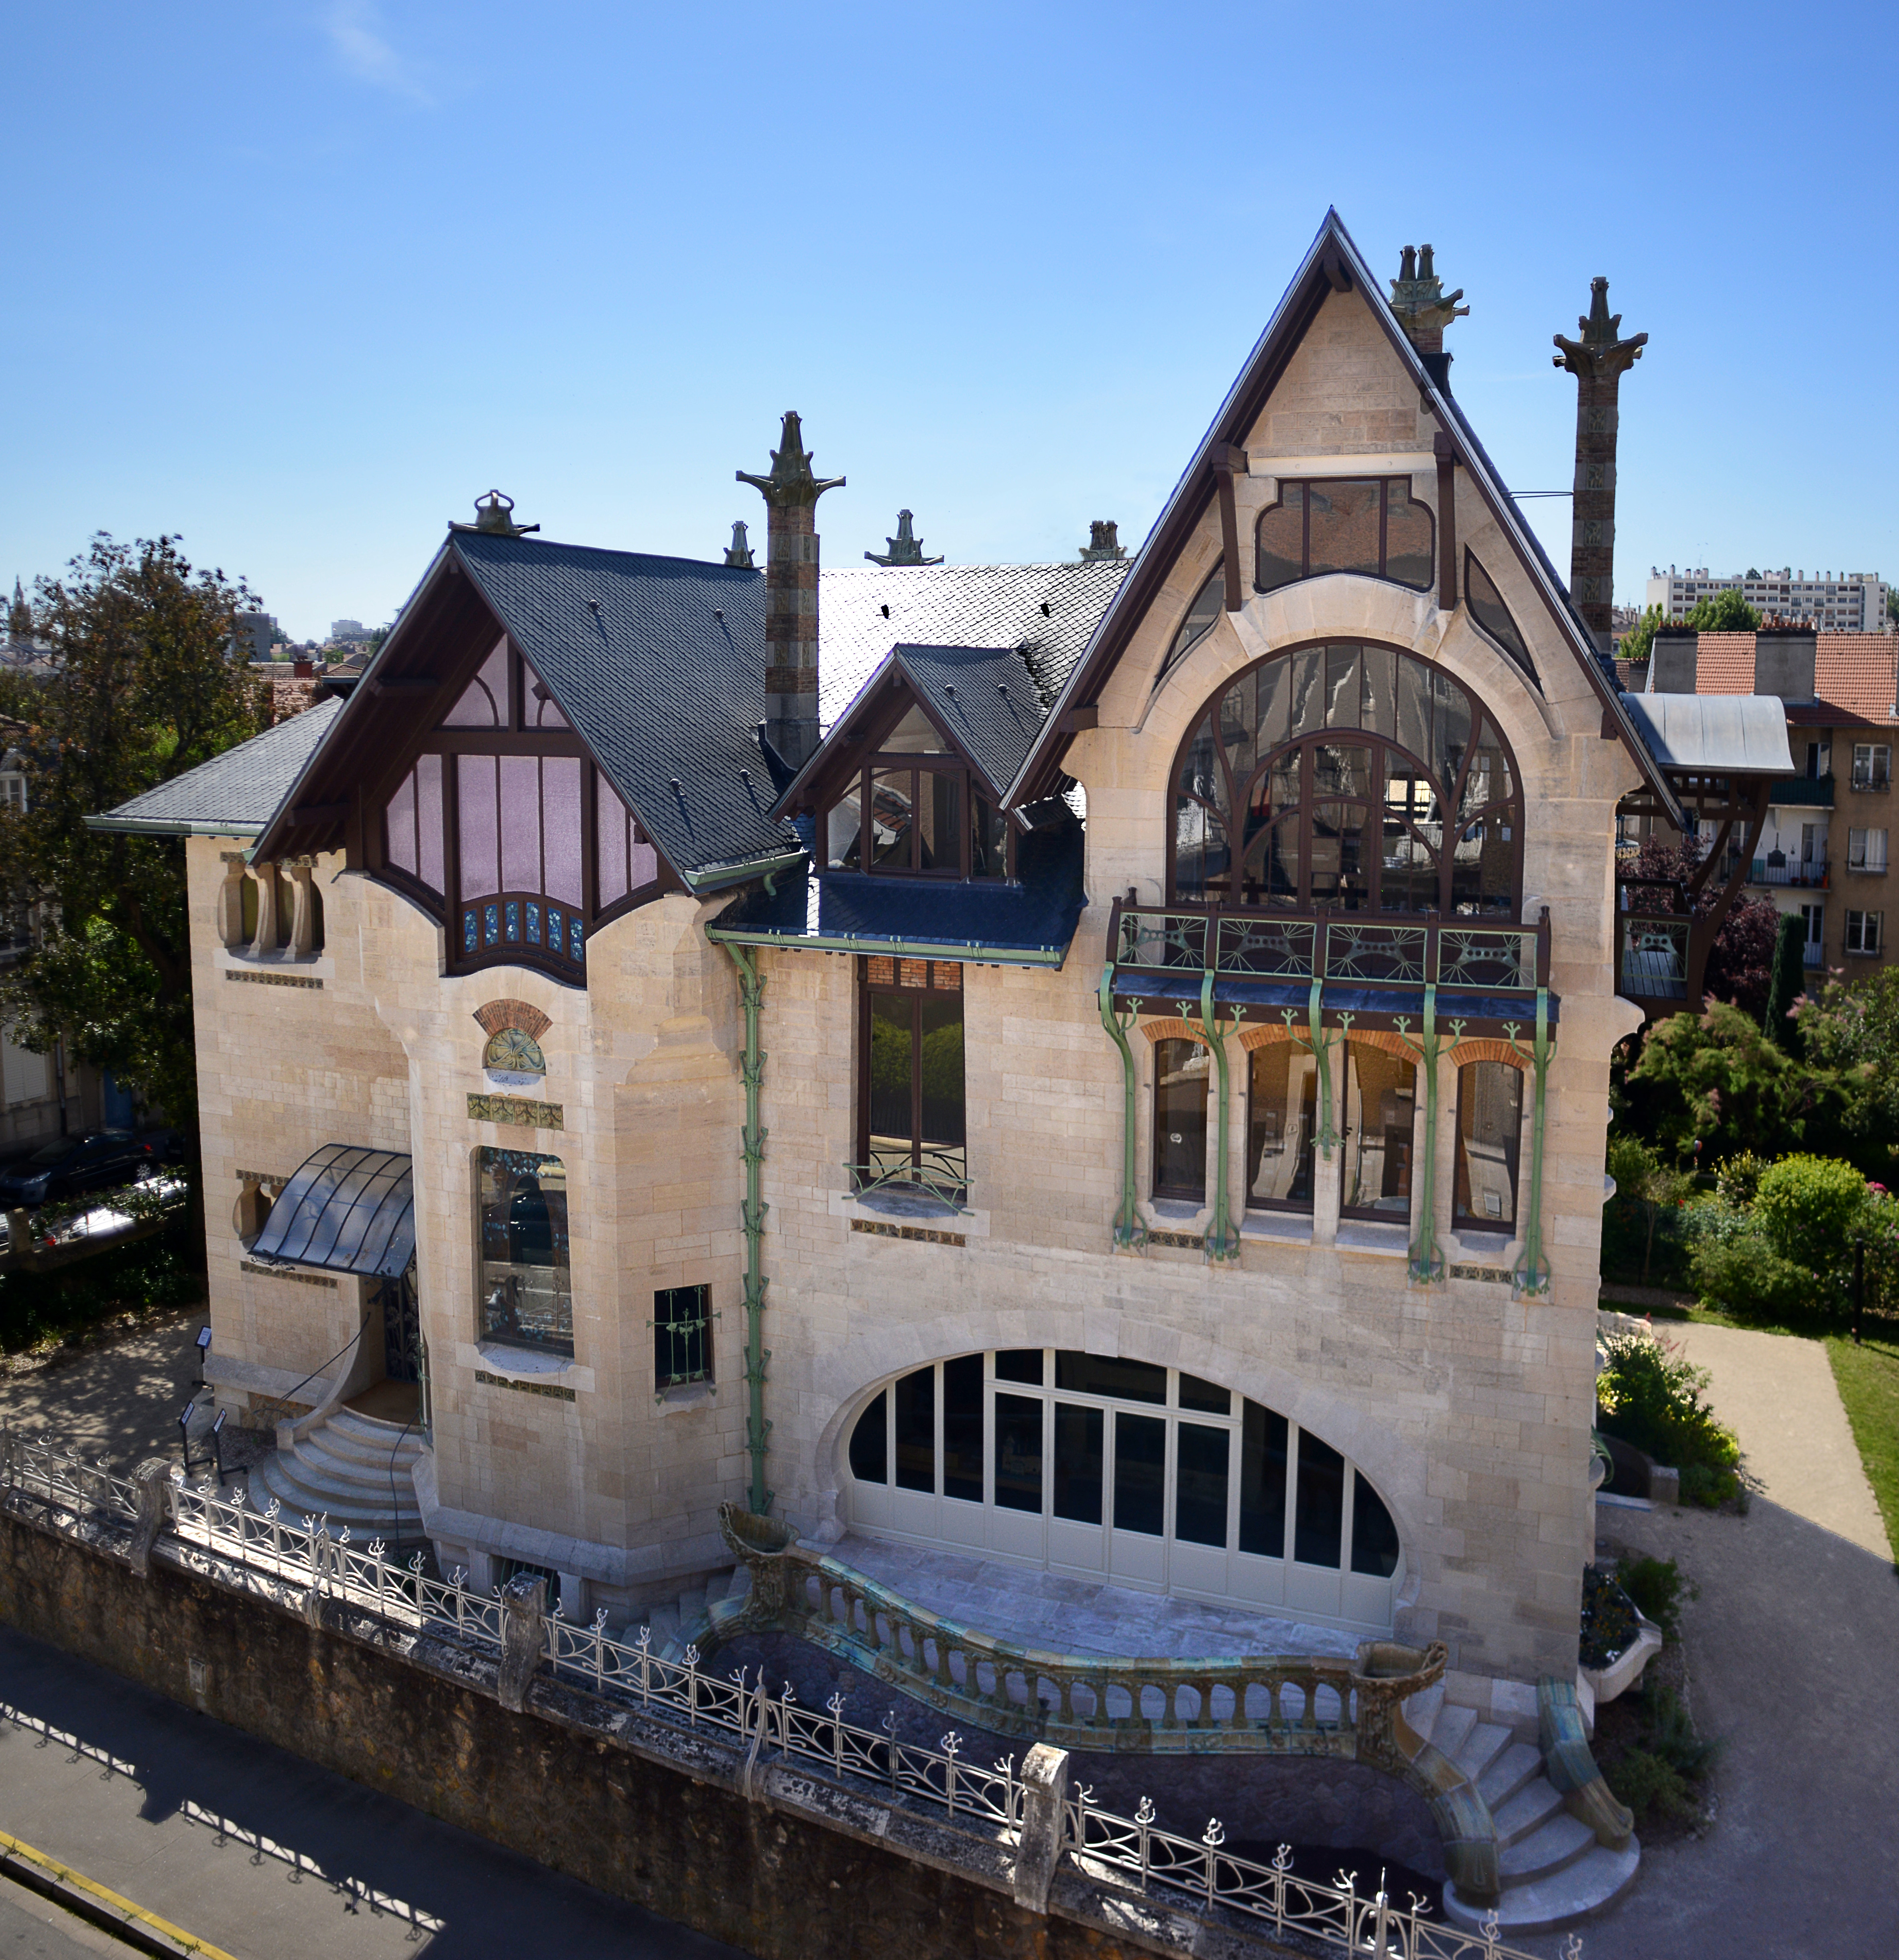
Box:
(528, 671), (569, 728)
(458, 756), (500, 899)
(632, 833), (658, 889)
(543, 757), (583, 906)
(499, 755), (541, 893)
(384, 770), (418, 878)
(416, 753), (445, 894)
(442, 639), (508, 727)
(596, 786), (630, 903)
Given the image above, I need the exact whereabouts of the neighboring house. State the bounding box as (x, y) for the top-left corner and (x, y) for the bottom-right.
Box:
(90, 215), (1783, 1918)
(1643, 627), (1899, 973)
(1645, 565), (1888, 632)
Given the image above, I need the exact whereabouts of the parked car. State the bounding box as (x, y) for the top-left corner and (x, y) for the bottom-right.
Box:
(0, 1130), (157, 1207)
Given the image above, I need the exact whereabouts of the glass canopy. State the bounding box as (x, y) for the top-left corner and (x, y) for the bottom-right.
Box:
(248, 1144), (415, 1279)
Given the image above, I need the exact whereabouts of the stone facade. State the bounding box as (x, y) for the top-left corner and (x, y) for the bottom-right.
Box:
(193, 272), (1641, 1710)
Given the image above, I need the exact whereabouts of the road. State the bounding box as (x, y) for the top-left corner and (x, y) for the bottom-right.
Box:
(0, 1625), (749, 1960)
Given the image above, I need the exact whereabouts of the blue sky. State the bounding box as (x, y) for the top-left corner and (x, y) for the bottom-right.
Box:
(5, 1), (1893, 639)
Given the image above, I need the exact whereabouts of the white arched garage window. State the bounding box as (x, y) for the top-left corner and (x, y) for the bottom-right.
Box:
(846, 1350), (1402, 1634)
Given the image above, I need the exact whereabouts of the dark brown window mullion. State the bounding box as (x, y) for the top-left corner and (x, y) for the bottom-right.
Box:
(1297, 745), (1314, 908)
(1442, 722), (1482, 915)
(1369, 746), (1387, 913)
(1378, 483), (1389, 580)
(909, 994), (924, 1175)
(1301, 483), (1311, 580)
(581, 763), (600, 925)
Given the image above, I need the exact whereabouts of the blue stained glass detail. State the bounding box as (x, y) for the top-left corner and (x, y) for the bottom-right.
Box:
(463, 910), (477, 953)
(505, 901), (520, 942)
(570, 919), (584, 962)
(483, 904), (500, 947)
(547, 906), (563, 951)
(526, 902), (541, 946)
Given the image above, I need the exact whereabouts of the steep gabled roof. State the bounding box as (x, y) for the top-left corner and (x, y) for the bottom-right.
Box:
(91, 699), (343, 837)
(1679, 630), (1899, 729)
(773, 642), (1047, 819)
(1006, 208), (1688, 827)
(819, 562), (1129, 721)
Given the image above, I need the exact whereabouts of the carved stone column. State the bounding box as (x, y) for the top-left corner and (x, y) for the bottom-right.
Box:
(1555, 279), (1647, 657)
(285, 857), (316, 957)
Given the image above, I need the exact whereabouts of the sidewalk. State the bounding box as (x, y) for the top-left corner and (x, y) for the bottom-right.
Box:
(0, 1624), (744, 1960)
(1541, 1320), (1899, 1960)
(0, 1311), (211, 1470)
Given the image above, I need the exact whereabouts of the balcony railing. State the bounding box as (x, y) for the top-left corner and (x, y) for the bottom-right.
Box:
(1767, 774), (1834, 810)
(1749, 857), (1829, 889)
(1107, 900), (1549, 995)
(1803, 940), (1826, 969)
(1616, 913), (1689, 1000)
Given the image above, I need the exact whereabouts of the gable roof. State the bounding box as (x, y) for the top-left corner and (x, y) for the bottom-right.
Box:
(1674, 630), (1899, 728)
(1006, 208), (1689, 827)
(818, 562), (1130, 723)
(90, 698), (343, 837)
(774, 642), (1048, 818)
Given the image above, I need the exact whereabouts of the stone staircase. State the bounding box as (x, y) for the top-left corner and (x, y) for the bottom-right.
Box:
(1404, 1681), (1641, 1934)
(250, 1407), (426, 1543)
(647, 1564), (751, 1659)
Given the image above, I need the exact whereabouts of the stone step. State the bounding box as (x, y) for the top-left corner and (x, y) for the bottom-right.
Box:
(1500, 1809), (1596, 1887)
(1452, 1719), (1513, 1784)
(1493, 1777), (1565, 1850)
(1478, 1740), (1546, 1813)
(326, 1410), (425, 1449)
(1430, 1702), (1477, 1764)
(299, 1422), (425, 1473)
(720, 1565), (751, 1604)
(678, 1586), (709, 1624)
(1401, 1681), (1444, 1745)
(252, 1451), (421, 1534)
(645, 1604), (681, 1648)
(1445, 1840), (1641, 1934)
(295, 1438), (420, 1495)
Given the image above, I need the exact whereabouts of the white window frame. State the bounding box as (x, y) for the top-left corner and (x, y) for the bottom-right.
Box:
(1846, 908), (1884, 955)
(1852, 743), (1891, 791)
(1848, 828), (1889, 873)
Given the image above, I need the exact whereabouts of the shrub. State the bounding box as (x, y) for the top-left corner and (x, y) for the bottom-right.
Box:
(1578, 1566), (1639, 1668)
(1644, 1686), (1720, 1778)
(1608, 1748), (1697, 1824)
(1714, 1151), (1769, 1208)
(1678, 1461), (1741, 1509)
(1755, 1154), (1873, 1279)
(1688, 1227), (1812, 1323)
(1596, 1332), (1741, 1481)
(1616, 1555), (1686, 1640)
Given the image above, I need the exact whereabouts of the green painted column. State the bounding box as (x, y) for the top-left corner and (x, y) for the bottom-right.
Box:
(1098, 967), (1147, 1252)
(724, 943), (773, 1514)
(1195, 970), (1240, 1264)
(1514, 987), (1553, 1298)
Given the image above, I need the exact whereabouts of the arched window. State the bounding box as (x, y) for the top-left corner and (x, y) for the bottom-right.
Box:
(1170, 643), (1521, 916)
(845, 1349), (1403, 1628)
(1158, 566), (1224, 680)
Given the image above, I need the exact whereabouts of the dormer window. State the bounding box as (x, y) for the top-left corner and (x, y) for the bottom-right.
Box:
(819, 701), (1012, 879)
(1255, 480), (1434, 596)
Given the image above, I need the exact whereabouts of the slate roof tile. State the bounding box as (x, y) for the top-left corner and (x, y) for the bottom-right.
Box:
(97, 698), (342, 833)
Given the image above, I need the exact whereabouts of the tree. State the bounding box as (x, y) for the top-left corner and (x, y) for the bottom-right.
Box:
(1795, 965), (1899, 1149)
(1761, 912), (1806, 1053)
(1618, 605), (1664, 665)
(1683, 589), (1761, 632)
(1607, 1135), (1696, 1284)
(0, 536), (266, 1149)
(1887, 588), (1899, 630)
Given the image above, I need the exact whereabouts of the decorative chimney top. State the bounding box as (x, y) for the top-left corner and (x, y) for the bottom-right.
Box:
(1388, 243), (1468, 357)
(1079, 521), (1127, 562)
(1552, 277), (1648, 384)
(865, 510), (943, 567)
(724, 521), (756, 568)
(453, 490), (540, 538)
(736, 409), (845, 511)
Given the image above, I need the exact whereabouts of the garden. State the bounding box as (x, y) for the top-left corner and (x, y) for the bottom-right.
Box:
(1601, 946), (1899, 1563)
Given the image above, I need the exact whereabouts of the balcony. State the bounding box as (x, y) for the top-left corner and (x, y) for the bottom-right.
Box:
(1803, 940), (1826, 969)
(1768, 775), (1835, 810)
(1748, 856), (1829, 889)
(1105, 900), (1551, 1023)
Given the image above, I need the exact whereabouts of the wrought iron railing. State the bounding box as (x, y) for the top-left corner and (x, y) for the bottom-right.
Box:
(846, 1147), (969, 1211)
(1107, 900), (1547, 995)
(1615, 914), (1689, 1001)
(0, 1425), (1575, 1960)
(1749, 858), (1828, 888)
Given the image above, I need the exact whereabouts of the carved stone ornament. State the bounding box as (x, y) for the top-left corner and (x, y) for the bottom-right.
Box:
(735, 411), (844, 511)
(865, 509), (943, 567)
(1553, 277), (1647, 383)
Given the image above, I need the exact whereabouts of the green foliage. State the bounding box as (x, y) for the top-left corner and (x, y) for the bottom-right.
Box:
(1683, 589), (1761, 632)
(1617, 605), (1665, 666)
(1762, 913), (1806, 1054)
(1643, 1686), (1720, 1778)
(1596, 1331), (1741, 1488)
(1713, 1151), (1767, 1207)
(1688, 1227), (1812, 1323)
(1606, 1136), (1697, 1285)
(1605, 1686), (1720, 1826)
(1616, 1555), (1687, 1641)
(1795, 964), (1899, 1148)
(1608, 1747), (1696, 1824)
(0, 535), (267, 1132)
(0, 1219), (201, 1356)
(1755, 1154), (1873, 1275)
(1578, 1566), (1639, 1668)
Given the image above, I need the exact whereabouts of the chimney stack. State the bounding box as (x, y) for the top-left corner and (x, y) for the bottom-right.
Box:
(1389, 242), (1468, 390)
(738, 411), (843, 772)
(1554, 279), (1646, 657)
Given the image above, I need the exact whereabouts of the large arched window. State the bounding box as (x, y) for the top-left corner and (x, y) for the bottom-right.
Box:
(1170, 643), (1521, 916)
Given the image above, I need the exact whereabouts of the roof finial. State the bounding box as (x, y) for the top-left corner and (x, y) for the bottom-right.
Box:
(735, 410), (845, 511)
(865, 509), (943, 567)
(1079, 520), (1127, 562)
(1389, 242), (1468, 364)
(453, 490), (540, 538)
(724, 520), (756, 568)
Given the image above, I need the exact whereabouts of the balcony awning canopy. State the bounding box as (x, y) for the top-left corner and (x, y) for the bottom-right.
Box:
(248, 1144), (415, 1279)
(1623, 694), (1795, 777)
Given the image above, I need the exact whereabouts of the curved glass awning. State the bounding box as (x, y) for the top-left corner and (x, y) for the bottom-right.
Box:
(248, 1144), (415, 1279)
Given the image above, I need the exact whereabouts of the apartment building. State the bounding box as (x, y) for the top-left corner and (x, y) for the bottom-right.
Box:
(1644, 627), (1899, 971)
(1645, 566), (1888, 633)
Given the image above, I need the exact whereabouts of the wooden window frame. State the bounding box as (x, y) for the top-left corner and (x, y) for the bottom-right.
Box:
(1254, 478), (1435, 596)
(835, 757), (1014, 881)
(855, 957), (967, 1195)
(1151, 1035), (1209, 1204)
(1450, 1059), (1524, 1236)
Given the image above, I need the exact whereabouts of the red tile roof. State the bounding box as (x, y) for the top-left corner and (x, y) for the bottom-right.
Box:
(1681, 632), (1899, 728)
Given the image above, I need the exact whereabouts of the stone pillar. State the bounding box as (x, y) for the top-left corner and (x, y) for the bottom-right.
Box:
(738, 412), (844, 775)
(497, 1573), (547, 1713)
(285, 858), (316, 957)
(216, 852), (248, 947)
(1554, 279), (1647, 657)
(247, 863), (278, 959)
(1011, 1744), (1070, 1913)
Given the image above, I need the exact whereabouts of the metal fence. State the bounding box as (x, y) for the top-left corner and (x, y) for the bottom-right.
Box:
(0, 1426), (1575, 1960)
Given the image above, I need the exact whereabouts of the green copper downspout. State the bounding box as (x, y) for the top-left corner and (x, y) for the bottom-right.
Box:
(1099, 966), (1147, 1252)
(1308, 979), (1338, 1157)
(725, 943), (772, 1514)
(1515, 987), (1553, 1298)
(1194, 970), (1240, 1263)
(1409, 983), (1444, 1285)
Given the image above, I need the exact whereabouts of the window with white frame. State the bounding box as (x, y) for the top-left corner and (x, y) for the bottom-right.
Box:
(1848, 828), (1889, 873)
(1846, 909), (1883, 955)
(0, 773), (26, 814)
(1851, 744), (1891, 792)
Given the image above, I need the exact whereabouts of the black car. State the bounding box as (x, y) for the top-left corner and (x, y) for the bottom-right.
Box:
(0, 1130), (157, 1207)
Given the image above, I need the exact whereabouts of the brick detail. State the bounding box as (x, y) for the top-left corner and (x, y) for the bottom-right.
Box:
(1140, 1016), (1210, 1047)
(1448, 1038), (1530, 1071)
(473, 999), (551, 1040)
(1238, 1022), (1297, 1052)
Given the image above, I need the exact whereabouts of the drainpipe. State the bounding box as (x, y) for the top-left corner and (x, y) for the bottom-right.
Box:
(1307, 979), (1337, 1157)
(1194, 969), (1239, 1264)
(1408, 984), (1444, 1285)
(723, 943), (772, 1514)
(1096, 967), (1146, 1253)
(1514, 987), (1553, 1297)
